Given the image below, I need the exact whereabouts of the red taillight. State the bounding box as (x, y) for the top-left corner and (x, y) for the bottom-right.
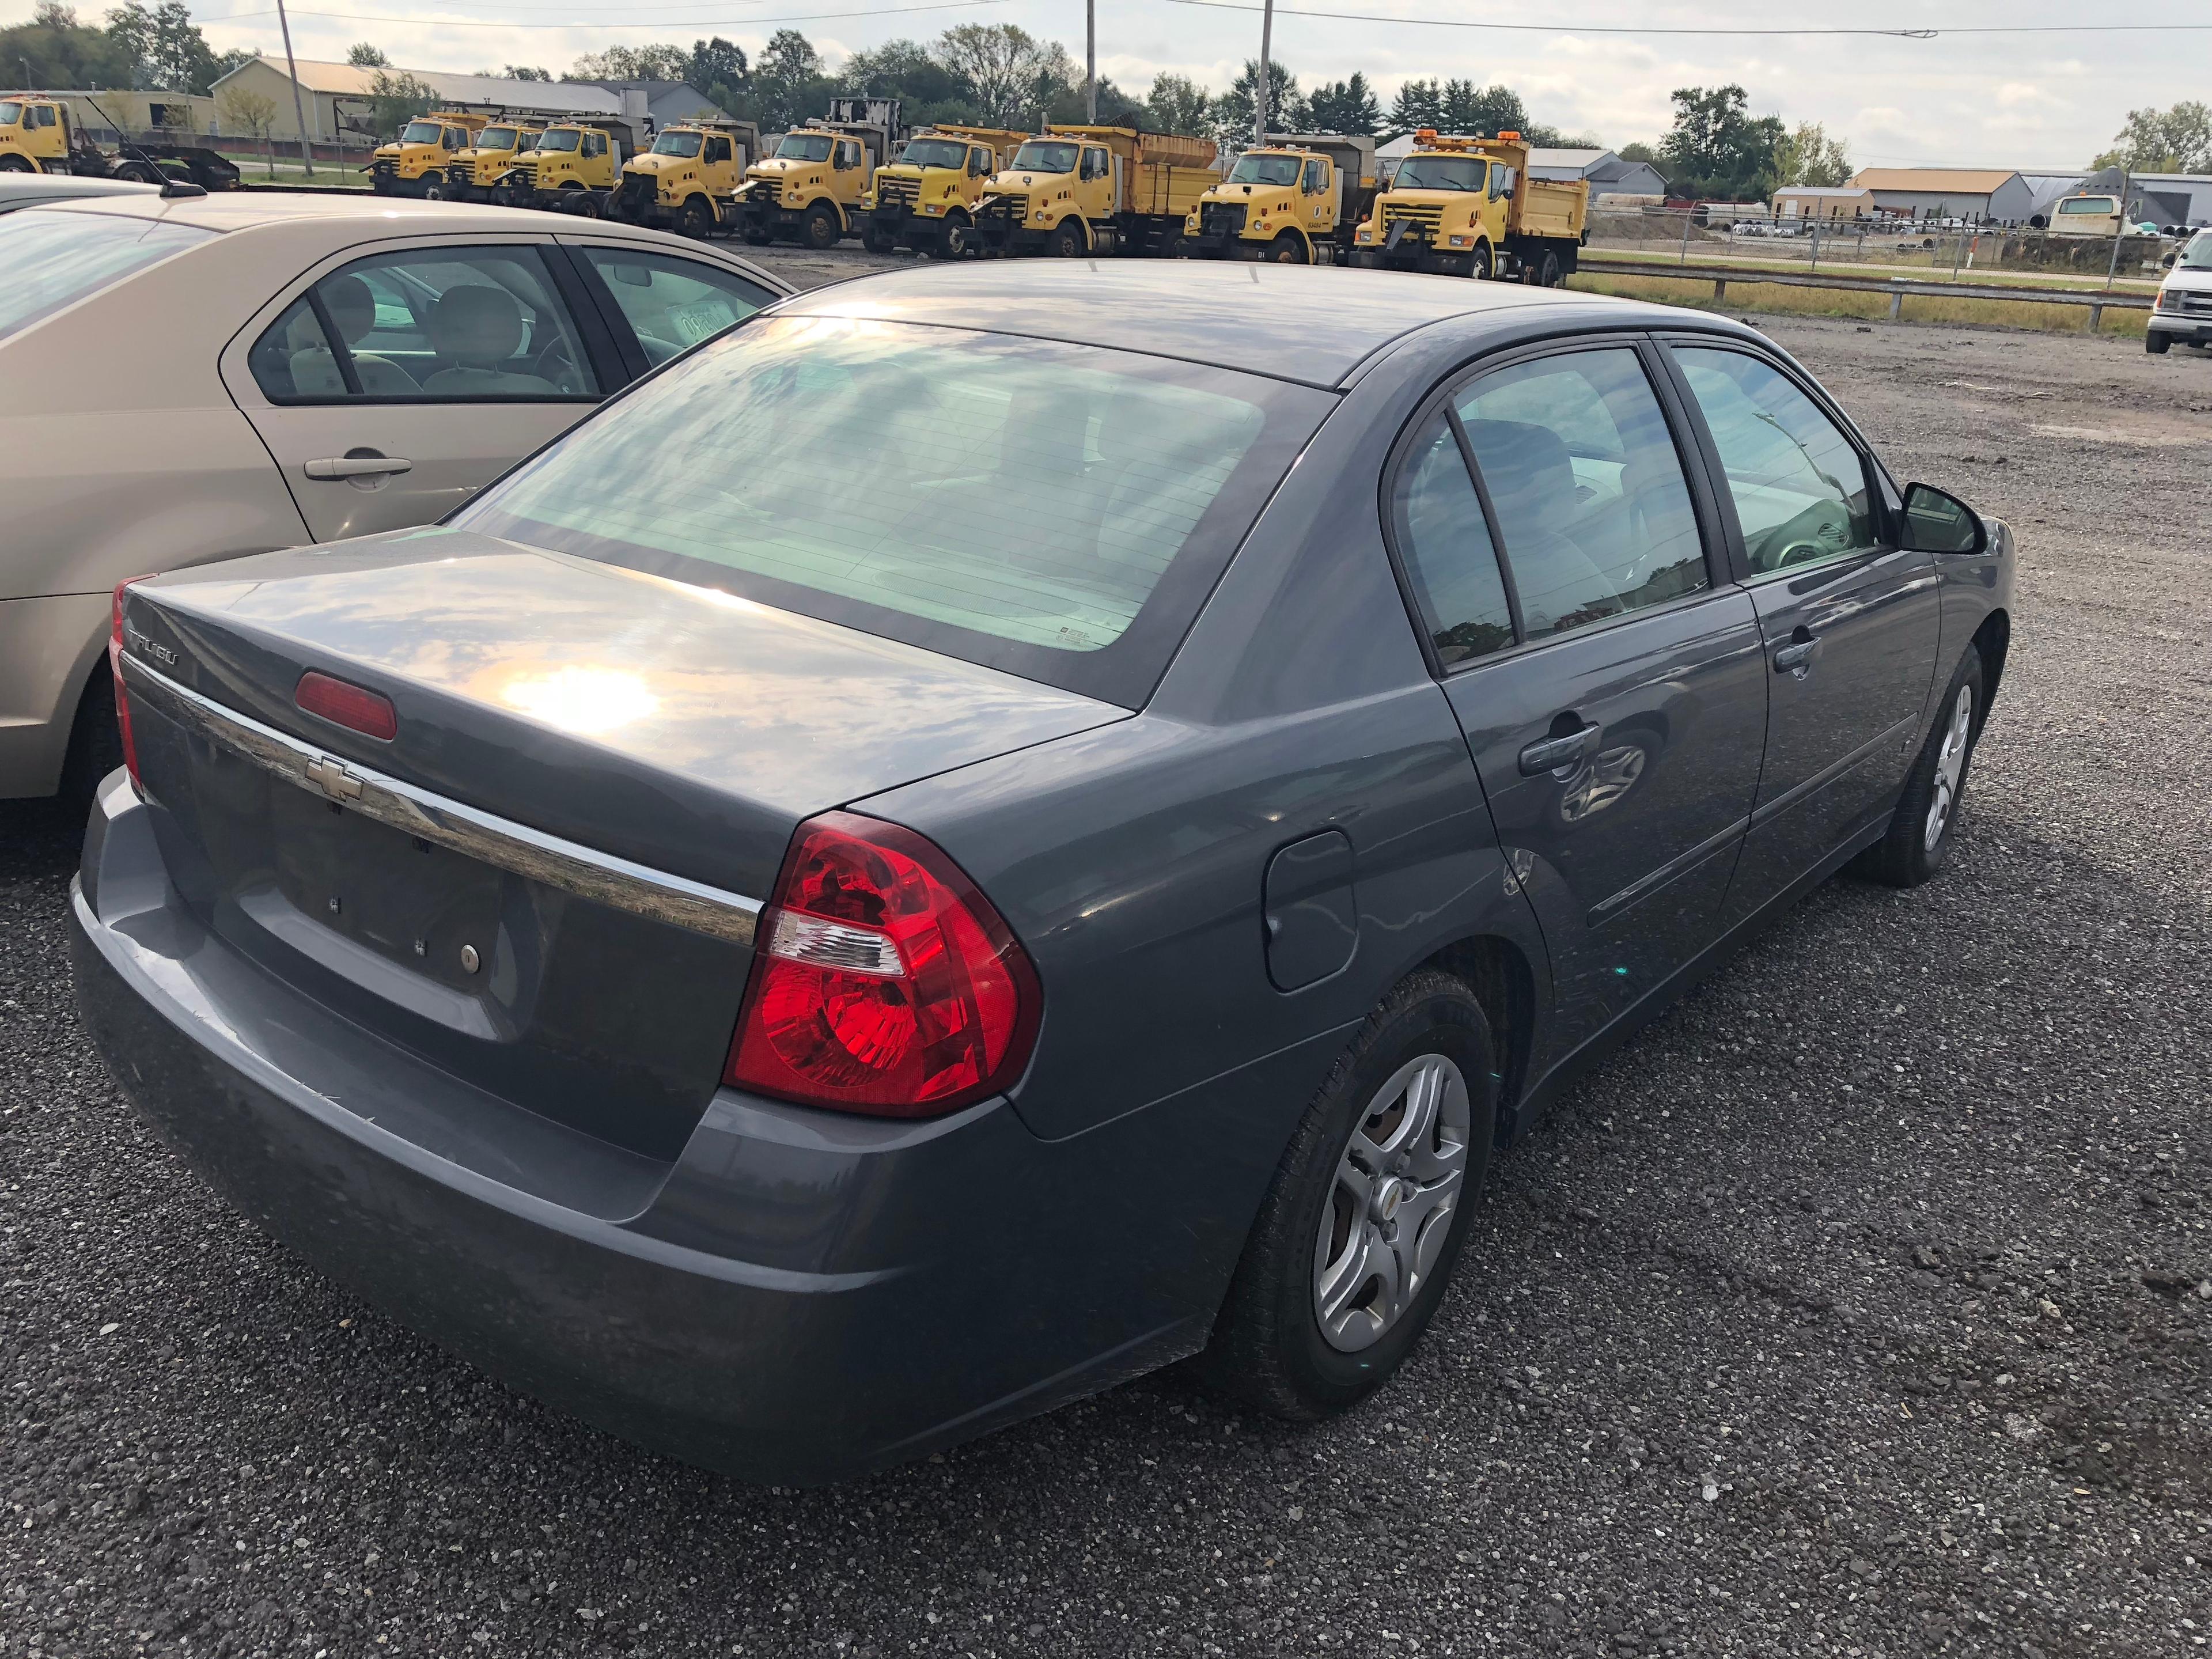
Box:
(296, 671), (397, 741)
(109, 578), (149, 794)
(725, 812), (1040, 1118)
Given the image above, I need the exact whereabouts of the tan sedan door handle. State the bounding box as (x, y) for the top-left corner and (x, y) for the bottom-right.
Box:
(304, 453), (412, 480)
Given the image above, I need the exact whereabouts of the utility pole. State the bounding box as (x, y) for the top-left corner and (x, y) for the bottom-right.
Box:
(1253, 0), (1274, 150)
(2104, 169), (2130, 290)
(1085, 0), (1096, 123)
(274, 0), (314, 177)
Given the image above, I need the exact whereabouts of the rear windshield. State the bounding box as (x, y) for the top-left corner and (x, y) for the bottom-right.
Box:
(455, 316), (1327, 706)
(2056, 196), (2115, 215)
(0, 209), (213, 343)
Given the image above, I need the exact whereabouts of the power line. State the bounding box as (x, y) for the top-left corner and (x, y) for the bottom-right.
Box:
(1166, 0), (2212, 36)
(199, 0), (1006, 26)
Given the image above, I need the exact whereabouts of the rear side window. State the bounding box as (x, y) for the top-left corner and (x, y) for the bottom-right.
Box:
(456, 315), (1328, 706)
(247, 245), (597, 402)
(1390, 411), (1514, 665)
(0, 209), (211, 343)
(578, 247), (773, 365)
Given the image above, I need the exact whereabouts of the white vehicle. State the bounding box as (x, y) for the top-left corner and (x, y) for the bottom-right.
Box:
(2147, 228), (2212, 355)
(0, 194), (791, 800)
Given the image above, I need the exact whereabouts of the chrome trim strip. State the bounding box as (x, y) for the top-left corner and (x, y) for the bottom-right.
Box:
(122, 656), (762, 948)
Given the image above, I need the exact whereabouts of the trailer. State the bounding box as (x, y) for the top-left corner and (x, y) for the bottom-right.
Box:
(0, 93), (238, 190)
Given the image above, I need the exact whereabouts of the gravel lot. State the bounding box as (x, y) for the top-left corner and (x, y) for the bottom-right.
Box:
(5, 259), (2211, 1658)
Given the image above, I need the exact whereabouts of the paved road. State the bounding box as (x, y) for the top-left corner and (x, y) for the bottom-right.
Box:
(5, 294), (2210, 1658)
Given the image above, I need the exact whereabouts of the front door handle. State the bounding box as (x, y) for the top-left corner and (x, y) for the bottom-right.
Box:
(1772, 631), (1820, 674)
(304, 453), (412, 480)
(1520, 722), (1600, 776)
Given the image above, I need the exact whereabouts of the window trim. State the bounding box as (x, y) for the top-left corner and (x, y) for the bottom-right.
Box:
(1376, 331), (1738, 680)
(1650, 334), (1897, 587)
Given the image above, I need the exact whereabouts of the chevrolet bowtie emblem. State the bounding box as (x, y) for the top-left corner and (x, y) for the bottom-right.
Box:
(306, 756), (365, 802)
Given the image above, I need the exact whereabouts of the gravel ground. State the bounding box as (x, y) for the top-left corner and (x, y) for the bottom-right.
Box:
(5, 269), (2211, 1658)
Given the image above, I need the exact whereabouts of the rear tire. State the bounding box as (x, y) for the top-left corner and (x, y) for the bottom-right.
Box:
(802, 202), (840, 249)
(1854, 647), (1986, 888)
(1195, 969), (1496, 1421)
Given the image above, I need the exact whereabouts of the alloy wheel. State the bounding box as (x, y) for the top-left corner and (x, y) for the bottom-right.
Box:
(1312, 1054), (1472, 1353)
(1924, 683), (1974, 853)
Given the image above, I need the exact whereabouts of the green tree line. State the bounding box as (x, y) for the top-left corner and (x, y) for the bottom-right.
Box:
(2, 1), (255, 96)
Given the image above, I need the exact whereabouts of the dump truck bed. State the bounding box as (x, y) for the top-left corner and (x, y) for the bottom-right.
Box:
(1512, 174), (1587, 240)
(1127, 163), (1217, 218)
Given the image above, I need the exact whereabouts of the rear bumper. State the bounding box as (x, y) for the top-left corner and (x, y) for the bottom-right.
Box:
(70, 779), (1266, 1482)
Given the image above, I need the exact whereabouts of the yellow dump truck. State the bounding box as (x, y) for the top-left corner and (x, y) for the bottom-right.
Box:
(857, 125), (1028, 256)
(493, 118), (636, 215)
(974, 124), (1219, 257)
(736, 119), (891, 249)
(370, 111), (490, 197)
(1350, 130), (1586, 283)
(610, 119), (761, 236)
(1186, 133), (1379, 264)
(0, 92), (238, 188)
(441, 119), (544, 202)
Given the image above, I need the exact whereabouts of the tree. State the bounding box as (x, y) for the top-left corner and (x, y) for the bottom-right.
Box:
(683, 35), (747, 113)
(1142, 71), (1211, 138)
(1660, 84), (1784, 201)
(105, 1), (224, 94)
(932, 23), (1067, 128)
(1773, 120), (1851, 188)
(1388, 77), (1442, 136)
(839, 36), (974, 123)
(571, 44), (688, 81)
(1214, 58), (1306, 147)
(216, 81), (277, 175)
(2092, 102), (2212, 175)
(365, 68), (435, 141)
(741, 29), (836, 131)
(1306, 71), (1379, 135)
(1047, 73), (1142, 126)
(346, 42), (387, 68)
(1, 3), (139, 90)
(501, 63), (551, 82)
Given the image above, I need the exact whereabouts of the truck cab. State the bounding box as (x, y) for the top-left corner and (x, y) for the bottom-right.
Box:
(737, 124), (878, 249)
(2045, 193), (2124, 238)
(614, 120), (757, 235)
(445, 121), (543, 201)
(976, 133), (1114, 257)
(0, 96), (70, 173)
(859, 125), (1024, 256)
(497, 122), (625, 208)
(1351, 129), (1584, 283)
(371, 112), (490, 197)
(1187, 138), (1373, 264)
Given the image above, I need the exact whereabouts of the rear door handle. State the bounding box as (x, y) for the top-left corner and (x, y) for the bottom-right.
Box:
(1519, 722), (1600, 776)
(1772, 634), (1819, 673)
(305, 454), (412, 480)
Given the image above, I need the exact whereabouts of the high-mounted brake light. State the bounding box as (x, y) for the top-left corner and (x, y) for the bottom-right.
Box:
(109, 577), (153, 796)
(296, 671), (398, 741)
(724, 812), (1041, 1118)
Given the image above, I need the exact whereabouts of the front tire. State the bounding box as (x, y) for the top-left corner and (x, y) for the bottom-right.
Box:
(802, 202), (840, 249)
(1048, 217), (1088, 258)
(1470, 243), (1493, 281)
(2146, 333), (2171, 355)
(419, 172), (448, 202)
(1195, 969), (1496, 1420)
(0, 154), (32, 173)
(1268, 230), (1309, 264)
(1856, 647), (1986, 888)
(679, 196), (713, 238)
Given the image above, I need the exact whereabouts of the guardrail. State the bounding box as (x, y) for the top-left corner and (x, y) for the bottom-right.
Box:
(1580, 255), (2157, 328)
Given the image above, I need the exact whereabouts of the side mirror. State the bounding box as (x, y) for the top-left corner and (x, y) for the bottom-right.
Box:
(1900, 482), (1986, 555)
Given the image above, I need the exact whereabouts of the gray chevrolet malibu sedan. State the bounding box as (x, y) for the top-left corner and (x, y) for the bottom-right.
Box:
(73, 262), (2013, 1482)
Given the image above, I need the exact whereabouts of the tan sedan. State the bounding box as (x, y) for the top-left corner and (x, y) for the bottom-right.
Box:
(0, 192), (790, 800)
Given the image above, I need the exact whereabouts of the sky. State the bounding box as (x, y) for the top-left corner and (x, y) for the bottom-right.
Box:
(7, 0), (2205, 168)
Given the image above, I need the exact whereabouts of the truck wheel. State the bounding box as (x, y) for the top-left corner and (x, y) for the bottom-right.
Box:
(0, 155), (31, 173)
(803, 203), (840, 249)
(941, 211), (974, 257)
(679, 196), (713, 238)
(1268, 231), (1309, 264)
(1528, 249), (1562, 287)
(862, 219), (899, 255)
(742, 220), (772, 246)
(1470, 244), (1493, 280)
(1048, 217), (1088, 257)
(419, 172), (449, 202)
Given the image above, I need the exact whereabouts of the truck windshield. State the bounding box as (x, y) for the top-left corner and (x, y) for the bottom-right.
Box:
(1009, 141), (1078, 173)
(652, 131), (704, 157)
(1394, 156), (1486, 192)
(400, 121), (445, 146)
(0, 102), (22, 126)
(2180, 230), (2212, 270)
(900, 138), (969, 171)
(0, 209), (213, 344)
(537, 129), (582, 153)
(2056, 196), (2115, 215)
(1226, 154), (1301, 187)
(478, 127), (518, 149)
(456, 315), (1328, 708)
(778, 134), (834, 162)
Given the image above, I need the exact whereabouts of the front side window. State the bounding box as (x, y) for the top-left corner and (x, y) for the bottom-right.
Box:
(580, 247), (772, 364)
(1673, 347), (1878, 575)
(1394, 156), (1484, 192)
(444, 127), (463, 150)
(1453, 349), (1707, 640)
(969, 147), (990, 176)
(248, 246), (596, 402)
(34, 104), (58, 128)
(1010, 140), (1079, 174)
(455, 316), (1325, 705)
(584, 132), (606, 158)
(705, 136), (731, 164)
(1302, 160), (1325, 194)
(1390, 410), (1514, 666)
(0, 209), (213, 344)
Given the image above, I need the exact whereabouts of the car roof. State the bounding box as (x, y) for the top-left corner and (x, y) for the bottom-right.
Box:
(0, 175), (160, 208)
(27, 190), (661, 240)
(778, 260), (1702, 389)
